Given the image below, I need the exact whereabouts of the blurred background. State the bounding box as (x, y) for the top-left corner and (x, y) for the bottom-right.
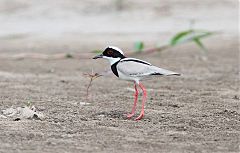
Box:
(0, 0), (237, 53)
(0, 1), (239, 153)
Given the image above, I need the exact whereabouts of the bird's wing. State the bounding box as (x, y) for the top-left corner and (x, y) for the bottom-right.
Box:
(117, 58), (180, 77)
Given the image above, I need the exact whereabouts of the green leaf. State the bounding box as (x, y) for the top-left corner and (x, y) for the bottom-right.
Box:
(191, 31), (214, 40)
(134, 41), (144, 52)
(193, 38), (207, 52)
(169, 29), (216, 52)
(170, 30), (193, 46)
(170, 30), (214, 46)
(92, 50), (103, 54)
(65, 53), (73, 58)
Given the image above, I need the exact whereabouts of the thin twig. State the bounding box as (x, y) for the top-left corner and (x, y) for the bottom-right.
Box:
(83, 70), (101, 100)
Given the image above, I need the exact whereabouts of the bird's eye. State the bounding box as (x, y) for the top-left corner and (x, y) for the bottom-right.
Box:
(107, 50), (113, 55)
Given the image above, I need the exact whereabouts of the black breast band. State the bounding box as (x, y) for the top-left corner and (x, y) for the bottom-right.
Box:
(111, 61), (120, 77)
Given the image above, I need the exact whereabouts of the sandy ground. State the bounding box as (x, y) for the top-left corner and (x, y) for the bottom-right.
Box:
(0, 0), (239, 153)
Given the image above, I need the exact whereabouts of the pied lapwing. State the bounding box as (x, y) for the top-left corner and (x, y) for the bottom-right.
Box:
(93, 46), (180, 120)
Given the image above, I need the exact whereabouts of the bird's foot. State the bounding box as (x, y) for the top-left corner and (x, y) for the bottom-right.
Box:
(127, 113), (135, 119)
(135, 112), (144, 120)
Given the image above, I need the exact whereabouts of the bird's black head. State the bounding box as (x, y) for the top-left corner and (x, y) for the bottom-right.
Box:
(93, 46), (126, 59)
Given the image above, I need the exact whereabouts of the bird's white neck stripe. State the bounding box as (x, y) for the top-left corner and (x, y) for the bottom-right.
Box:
(103, 56), (121, 65)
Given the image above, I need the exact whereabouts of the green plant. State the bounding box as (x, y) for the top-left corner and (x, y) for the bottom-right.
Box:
(170, 29), (214, 52)
(65, 53), (73, 58)
(134, 41), (144, 52)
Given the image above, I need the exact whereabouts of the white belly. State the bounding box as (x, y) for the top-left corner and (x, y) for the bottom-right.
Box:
(118, 70), (141, 82)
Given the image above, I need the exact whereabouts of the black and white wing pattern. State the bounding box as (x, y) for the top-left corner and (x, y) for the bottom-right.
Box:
(117, 58), (180, 78)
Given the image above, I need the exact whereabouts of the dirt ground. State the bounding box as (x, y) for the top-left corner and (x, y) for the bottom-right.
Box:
(0, 0), (239, 153)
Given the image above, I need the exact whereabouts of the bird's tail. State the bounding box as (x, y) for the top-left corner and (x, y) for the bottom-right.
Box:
(167, 72), (181, 76)
(153, 66), (181, 76)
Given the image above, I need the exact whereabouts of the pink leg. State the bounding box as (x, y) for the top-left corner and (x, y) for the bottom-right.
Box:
(135, 82), (147, 120)
(127, 83), (138, 119)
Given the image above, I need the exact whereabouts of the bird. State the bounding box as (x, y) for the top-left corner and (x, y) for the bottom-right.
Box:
(93, 46), (180, 120)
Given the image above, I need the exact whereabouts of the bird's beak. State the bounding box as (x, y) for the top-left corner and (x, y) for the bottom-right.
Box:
(93, 54), (103, 59)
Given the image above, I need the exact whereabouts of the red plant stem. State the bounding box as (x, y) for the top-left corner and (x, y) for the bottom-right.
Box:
(86, 77), (93, 99)
(0, 45), (171, 60)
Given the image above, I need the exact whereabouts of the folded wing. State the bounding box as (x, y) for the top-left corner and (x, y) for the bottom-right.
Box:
(117, 58), (180, 77)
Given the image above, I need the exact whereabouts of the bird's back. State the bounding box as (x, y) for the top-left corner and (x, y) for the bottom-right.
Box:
(116, 58), (180, 81)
